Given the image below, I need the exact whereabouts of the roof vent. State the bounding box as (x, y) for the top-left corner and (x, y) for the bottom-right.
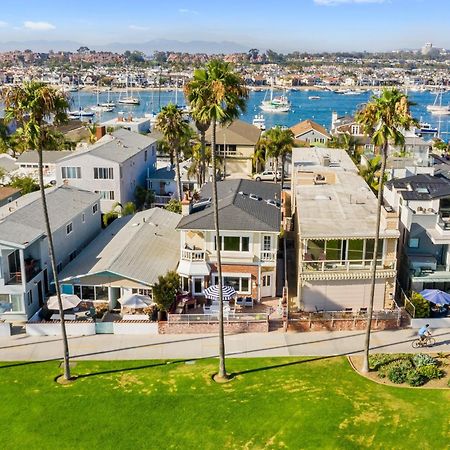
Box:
(249, 193), (260, 201)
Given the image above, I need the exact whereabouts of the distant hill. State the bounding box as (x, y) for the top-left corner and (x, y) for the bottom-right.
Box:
(0, 39), (250, 55)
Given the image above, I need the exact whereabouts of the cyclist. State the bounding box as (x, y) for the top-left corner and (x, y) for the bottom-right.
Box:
(418, 324), (431, 343)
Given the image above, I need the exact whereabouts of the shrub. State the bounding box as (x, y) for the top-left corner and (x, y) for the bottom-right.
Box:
(417, 365), (445, 380)
(406, 369), (427, 387)
(410, 292), (430, 318)
(412, 353), (438, 368)
(369, 353), (410, 371)
(384, 359), (414, 384)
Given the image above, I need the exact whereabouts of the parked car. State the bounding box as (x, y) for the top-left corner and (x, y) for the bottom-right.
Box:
(253, 170), (281, 181)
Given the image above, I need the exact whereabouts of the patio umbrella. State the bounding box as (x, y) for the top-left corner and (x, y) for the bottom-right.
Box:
(419, 289), (450, 306)
(118, 294), (154, 309)
(46, 294), (82, 311)
(204, 285), (236, 301)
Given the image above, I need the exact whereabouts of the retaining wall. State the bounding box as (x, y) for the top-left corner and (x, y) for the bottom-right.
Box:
(288, 318), (401, 332)
(0, 322), (11, 337)
(159, 321), (269, 334)
(113, 321), (158, 335)
(26, 321), (96, 336)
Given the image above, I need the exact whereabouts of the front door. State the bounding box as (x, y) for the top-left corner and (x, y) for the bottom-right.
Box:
(261, 273), (273, 298)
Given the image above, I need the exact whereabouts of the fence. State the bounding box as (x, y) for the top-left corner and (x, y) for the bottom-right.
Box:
(167, 312), (268, 325)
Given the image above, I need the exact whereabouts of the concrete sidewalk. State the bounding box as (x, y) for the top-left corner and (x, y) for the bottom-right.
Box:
(0, 328), (449, 362)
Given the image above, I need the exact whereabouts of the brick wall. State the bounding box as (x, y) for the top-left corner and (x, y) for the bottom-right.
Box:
(288, 318), (402, 332)
(159, 320), (268, 334)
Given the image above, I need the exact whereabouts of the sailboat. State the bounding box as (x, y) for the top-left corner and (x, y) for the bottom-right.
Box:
(91, 84), (115, 112)
(68, 82), (94, 118)
(427, 90), (450, 115)
(260, 82), (291, 113)
(99, 88), (116, 108)
(118, 74), (140, 105)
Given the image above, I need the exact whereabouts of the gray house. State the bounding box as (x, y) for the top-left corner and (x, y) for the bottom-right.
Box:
(56, 129), (157, 213)
(0, 186), (101, 321)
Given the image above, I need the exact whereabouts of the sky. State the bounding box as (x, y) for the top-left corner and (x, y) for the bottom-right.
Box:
(0, 0), (449, 52)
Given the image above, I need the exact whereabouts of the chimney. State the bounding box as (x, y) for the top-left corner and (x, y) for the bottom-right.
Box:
(331, 111), (338, 131)
(181, 192), (192, 216)
(96, 125), (106, 141)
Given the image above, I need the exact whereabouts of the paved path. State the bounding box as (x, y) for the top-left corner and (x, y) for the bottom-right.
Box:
(0, 328), (449, 362)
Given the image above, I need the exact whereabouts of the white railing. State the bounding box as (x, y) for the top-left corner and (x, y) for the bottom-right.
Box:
(260, 251), (277, 262)
(181, 249), (206, 261)
(167, 313), (268, 324)
(152, 195), (172, 205)
(301, 259), (396, 272)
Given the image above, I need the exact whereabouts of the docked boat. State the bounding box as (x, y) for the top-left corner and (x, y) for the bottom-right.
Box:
(427, 91), (450, 115)
(415, 122), (438, 135)
(252, 114), (266, 130)
(68, 108), (95, 118)
(91, 87), (115, 112)
(118, 74), (140, 105)
(308, 95), (321, 100)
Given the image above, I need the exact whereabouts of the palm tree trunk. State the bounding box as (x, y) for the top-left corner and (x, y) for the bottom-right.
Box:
(274, 156), (279, 185)
(361, 142), (387, 374)
(211, 118), (227, 380)
(200, 130), (206, 186)
(174, 144), (182, 201)
(281, 154), (285, 187)
(38, 148), (71, 380)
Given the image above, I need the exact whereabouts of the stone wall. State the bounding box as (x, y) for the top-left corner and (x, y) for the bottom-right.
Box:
(159, 320), (268, 334)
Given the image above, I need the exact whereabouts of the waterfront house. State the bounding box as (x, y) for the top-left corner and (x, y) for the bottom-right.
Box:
(291, 147), (399, 312)
(56, 128), (157, 213)
(290, 120), (331, 145)
(0, 186), (101, 321)
(59, 208), (181, 307)
(176, 179), (281, 300)
(384, 172), (450, 293)
(205, 120), (261, 178)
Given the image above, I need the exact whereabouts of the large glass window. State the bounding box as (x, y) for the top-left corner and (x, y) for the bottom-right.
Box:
(348, 240), (364, 260)
(95, 286), (109, 301)
(365, 239), (383, 260)
(0, 294), (23, 313)
(224, 236), (240, 251)
(326, 240), (342, 260)
(212, 275), (251, 294)
(94, 167), (114, 179)
(307, 240), (325, 260)
(81, 286), (95, 300)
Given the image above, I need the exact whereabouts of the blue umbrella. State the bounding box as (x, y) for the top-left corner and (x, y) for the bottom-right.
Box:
(419, 289), (450, 306)
(204, 285), (236, 301)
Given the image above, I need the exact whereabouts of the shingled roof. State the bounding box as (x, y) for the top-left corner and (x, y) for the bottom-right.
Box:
(205, 120), (261, 146)
(177, 179), (281, 232)
(385, 173), (450, 200)
(290, 119), (331, 139)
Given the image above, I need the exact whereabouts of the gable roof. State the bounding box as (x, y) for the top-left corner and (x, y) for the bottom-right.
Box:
(16, 150), (73, 165)
(205, 120), (261, 146)
(59, 208), (181, 286)
(177, 179), (281, 232)
(58, 128), (156, 165)
(290, 120), (331, 139)
(0, 186), (100, 247)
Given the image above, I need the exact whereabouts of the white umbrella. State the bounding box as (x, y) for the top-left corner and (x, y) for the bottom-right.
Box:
(118, 293), (154, 309)
(46, 294), (82, 311)
(204, 285), (236, 301)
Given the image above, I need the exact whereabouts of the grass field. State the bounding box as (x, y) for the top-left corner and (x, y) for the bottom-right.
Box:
(1, 356), (449, 449)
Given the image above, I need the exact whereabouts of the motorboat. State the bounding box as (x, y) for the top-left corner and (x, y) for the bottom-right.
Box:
(252, 114), (266, 130)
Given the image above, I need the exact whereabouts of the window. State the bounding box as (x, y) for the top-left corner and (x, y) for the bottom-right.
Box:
(365, 239), (384, 260)
(212, 275), (251, 294)
(66, 222), (73, 235)
(193, 278), (203, 295)
(96, 190), (115, 200)
(132, 288), (152, 298)
(92, 203), (98, 214)
(94, 167), (114, 179)
(144, 150), (147, 162)
(95, 286), (109, 300)
(408, 238), (420, 248)
(0, 293), (23, 313)
(215, 236), (251, 252)
(262, 275), (271, 287)
(81, 285), (95, 300)
(82, 213), (85, 223)
(263, 236), (272, 251)
(348, 240), (364, 261)
(27, 290), (33, 306)
(242, 237), (249, 252)
(61, 167), (81, 179)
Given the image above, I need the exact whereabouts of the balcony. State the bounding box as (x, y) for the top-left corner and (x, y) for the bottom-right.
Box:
(181, 249), (206, 262)
(260, 251), (277, 263)
(301, 259), (395, 273)
(6, 259), (41, 285)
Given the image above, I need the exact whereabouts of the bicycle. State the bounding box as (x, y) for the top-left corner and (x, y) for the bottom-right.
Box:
(411, 335), (436, 348)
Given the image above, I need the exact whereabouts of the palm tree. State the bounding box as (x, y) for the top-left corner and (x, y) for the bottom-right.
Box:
(2, 81), (72, 380)
(185, 60), (248, 380)
(155, 103), (191, 200)
(256, 126), (294, 186)
(359, 155), (384, 193)
(356, 88), (417, 374)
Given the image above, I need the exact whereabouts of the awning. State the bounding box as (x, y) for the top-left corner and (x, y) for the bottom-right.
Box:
(177, 260), (211, 276)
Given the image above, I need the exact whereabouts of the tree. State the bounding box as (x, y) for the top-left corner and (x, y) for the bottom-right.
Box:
(2, 81), (72, 380)
(356, 88), (417, 374)
(359, 155), (386, 193)
(102, 201), (136, 227)
(134, 185), (155, 209)
(155, 104), (191, 200)
(165, 199), (182, 214)
(153, 271), (179, 314)
(9, 175), (39, 194)
(184, 60), (248, 380)
(256, 126), (294, 186)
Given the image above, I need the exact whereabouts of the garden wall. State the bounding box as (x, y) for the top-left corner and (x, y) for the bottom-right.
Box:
(159, 321), (269, 334)
(411, 318), (450, 329)
(0, 322), (11, 337)
(113, 321), (158, 335)
(288, 318), (401, 332)
(26, 321), (96, 336)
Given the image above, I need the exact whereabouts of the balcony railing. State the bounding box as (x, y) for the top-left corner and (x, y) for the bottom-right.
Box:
(301, 259), (395, 272)
(181, 249), (206, 261)
(6, 259), (41, 285)
(260, 251), (277, 262)
(437, 214), (450, 231)
(152, 195), (172, 206)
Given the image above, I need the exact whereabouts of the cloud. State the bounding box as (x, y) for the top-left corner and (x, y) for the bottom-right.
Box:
(23, 21), (55, 31)
(178, 8), (199, 15)
(129, 25), (150, 31)
(0, 21), (8, 28)
(314, 0), (386, 5)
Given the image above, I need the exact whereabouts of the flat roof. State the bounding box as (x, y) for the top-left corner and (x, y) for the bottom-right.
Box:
(293, 147), (398, 239)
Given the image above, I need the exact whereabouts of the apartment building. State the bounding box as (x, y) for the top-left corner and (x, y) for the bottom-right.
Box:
(176, 179), (281, 300)
(56, 129), (157, 213)
(0, 186), (101, 321)
(291, 147), (399, 312)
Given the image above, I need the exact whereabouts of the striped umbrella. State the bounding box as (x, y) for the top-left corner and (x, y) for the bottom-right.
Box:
(204, 285), (236, 301)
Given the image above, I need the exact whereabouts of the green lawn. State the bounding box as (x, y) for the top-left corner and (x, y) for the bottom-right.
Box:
(1, 357), (449, 450)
